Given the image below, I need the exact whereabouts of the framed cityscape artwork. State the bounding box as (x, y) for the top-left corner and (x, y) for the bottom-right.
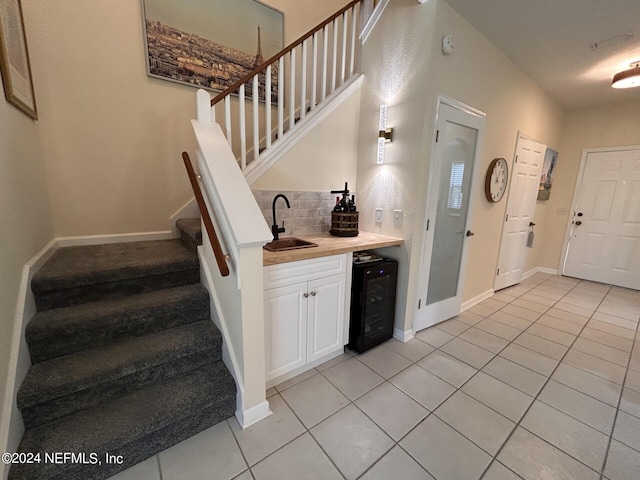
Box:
(141, 0), (283, 101)
(0, 0), (37, 119)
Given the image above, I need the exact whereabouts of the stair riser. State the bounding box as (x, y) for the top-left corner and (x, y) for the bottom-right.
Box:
(20, 349), (221, 429)
(35, 270), (201, 311)
(27, 299), (210, 364)
(9, 392), (236, 480)
(179, 230), (200, 252)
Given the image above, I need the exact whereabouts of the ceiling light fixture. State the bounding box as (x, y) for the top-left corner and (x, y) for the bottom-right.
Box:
(612, 62), (640, 89)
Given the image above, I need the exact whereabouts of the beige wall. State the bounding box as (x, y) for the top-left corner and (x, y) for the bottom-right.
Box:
(357, 0), (564, 333)
(251, 86), (361, 191)
(21, 0), (346, 237)
(0, 83), (54, 460)
(534, 99), (640, 271)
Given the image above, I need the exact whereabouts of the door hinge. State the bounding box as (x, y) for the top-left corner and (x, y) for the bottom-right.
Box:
(497, 268), (500, 276)
(418, 299), (422, 309)
(426, 219), (430, 231)
(435, 130), (439, 142)
(515, 155), (518, 163)
(505, 214), (509, 222)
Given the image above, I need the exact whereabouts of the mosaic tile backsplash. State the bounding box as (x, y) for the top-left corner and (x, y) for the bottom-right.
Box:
(253, 190), (347, 236)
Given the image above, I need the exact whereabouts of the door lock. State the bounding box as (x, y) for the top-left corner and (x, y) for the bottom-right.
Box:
(575, 221), (582, 226)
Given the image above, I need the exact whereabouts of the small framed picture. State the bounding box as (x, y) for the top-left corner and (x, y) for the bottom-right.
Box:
(0, 0), (37, 119)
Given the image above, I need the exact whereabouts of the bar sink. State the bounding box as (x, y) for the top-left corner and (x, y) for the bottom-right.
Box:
(263, 237), (319, 252)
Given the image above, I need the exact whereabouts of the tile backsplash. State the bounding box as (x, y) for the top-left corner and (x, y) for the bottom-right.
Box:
(252, 190), (344, 236)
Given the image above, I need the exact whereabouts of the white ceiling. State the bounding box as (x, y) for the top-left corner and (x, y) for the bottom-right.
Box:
(444, 0), (640, 110)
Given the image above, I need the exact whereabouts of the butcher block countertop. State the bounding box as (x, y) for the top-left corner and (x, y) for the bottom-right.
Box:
(262, 231), (403, 266)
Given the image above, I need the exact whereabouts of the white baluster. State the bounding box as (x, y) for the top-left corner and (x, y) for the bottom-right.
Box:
(311, 32), (318, 111)
(224, 96), (232, 148)
(301, 40), (308, 120)
(341, 11), (348, 84)
(289, 49), (296, 131)
(350, 5), (357, 76)
(278, 57), (284, 141)
(253, 75), (259, 161)
(322, 25), (328, 101)
(265, 65), (272, 149)
(239, 84), (247, 170)
(332, 19), (338, 93)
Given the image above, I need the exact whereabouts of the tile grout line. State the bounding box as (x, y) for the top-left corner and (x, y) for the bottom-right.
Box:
(476, 278), (612, 479)
(598, 311), (640, 480)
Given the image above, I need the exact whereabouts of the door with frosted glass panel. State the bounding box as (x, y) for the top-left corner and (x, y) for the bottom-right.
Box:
(415, 101), (484, 332)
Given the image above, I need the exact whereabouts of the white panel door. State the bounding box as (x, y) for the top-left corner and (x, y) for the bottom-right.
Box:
(494, 135), (546, 291)
(264, 283), (307, 381)
(563, 148), (640, 289)
(307, 274), (345, 363)
(415, 100), (485, 332)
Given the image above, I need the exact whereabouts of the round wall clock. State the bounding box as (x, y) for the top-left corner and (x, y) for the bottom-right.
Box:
(485, 157), (509, 202)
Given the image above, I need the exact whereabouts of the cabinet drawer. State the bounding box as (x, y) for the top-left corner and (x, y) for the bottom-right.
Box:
(264, 254), (347, 290)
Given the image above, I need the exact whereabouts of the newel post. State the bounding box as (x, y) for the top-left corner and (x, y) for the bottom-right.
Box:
(196, 89), (213, 124)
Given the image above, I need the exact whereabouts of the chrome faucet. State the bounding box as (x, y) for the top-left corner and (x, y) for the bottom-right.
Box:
(271, 194), (290, 240)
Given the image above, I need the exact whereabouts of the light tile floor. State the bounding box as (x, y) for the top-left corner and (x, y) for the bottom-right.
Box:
(109, 273), (640, 480)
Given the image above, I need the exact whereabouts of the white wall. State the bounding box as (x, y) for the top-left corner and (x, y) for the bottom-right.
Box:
(21, 0), (347, 238)
(0, 83), (54, 474)
(534, 98), (640, 271)
(357, 0), (564, 333)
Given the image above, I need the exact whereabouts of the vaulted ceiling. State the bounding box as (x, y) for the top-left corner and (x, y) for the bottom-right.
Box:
(445, 0), (640, 110)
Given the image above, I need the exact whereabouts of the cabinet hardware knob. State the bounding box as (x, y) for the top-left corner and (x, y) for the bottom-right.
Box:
(310, 291), (317, 296)
(303, 293), (309, 298)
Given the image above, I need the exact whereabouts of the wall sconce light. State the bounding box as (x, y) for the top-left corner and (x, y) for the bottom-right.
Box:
(377, 105), (393, 164)
(612, 62), (640, 89)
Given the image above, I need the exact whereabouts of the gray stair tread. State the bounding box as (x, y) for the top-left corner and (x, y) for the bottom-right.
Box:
(176, 218), (202, 244)
(18, 321), (221, 408)
(32, 239), (198, 292)
(27, 284), (208, 345)
(9, 363), (236, 480)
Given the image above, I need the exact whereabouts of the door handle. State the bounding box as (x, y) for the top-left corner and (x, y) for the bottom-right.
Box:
(577, 212), (583, 217)
(575, 221), (582, 226)
(466, 230), (475, 237)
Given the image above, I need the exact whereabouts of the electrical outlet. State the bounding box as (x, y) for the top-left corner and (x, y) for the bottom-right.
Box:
(556, 208), (568, 215)
(375, 208), (383, 223)
(393, 209), (403, 227)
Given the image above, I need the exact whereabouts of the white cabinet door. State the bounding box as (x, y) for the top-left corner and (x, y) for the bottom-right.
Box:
(264, 282), (307, 381)
(307, 274), (345, 363)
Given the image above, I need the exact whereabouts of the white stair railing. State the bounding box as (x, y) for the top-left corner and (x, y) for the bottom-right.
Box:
(208, 0), (377, 172)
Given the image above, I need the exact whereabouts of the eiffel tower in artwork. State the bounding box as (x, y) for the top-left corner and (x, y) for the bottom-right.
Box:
(253, 25), (264, 69)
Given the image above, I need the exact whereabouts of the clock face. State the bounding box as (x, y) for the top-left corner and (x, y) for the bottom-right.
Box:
(485, 158), (508, 202)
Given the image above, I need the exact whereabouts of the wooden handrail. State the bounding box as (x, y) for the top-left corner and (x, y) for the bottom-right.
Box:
(182, 152), (230, 277)
(210, 0), (363, 106)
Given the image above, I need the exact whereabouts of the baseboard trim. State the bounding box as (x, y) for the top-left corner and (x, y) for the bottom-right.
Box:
(461, 289), (494, 311)
(1, 238), (58, 476)
(236, 400), (272, 430)
(393, 327), (414, 343)
(523, 266), (559, 279)
(57, 230), (175, 247)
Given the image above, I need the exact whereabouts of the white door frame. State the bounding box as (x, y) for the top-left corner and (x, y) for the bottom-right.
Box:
(559, 144), (640, 275)
(414, 94), (486, 332)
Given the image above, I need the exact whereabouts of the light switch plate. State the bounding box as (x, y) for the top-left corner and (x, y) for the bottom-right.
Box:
(393, 210), (403, 227)
(375, 208), (383, 223)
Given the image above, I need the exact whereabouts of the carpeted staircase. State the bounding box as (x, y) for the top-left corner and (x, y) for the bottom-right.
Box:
(9, 219), (236, 480)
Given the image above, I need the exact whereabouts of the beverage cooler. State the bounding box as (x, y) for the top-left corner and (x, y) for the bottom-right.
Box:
(348, 254), (398, 354)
